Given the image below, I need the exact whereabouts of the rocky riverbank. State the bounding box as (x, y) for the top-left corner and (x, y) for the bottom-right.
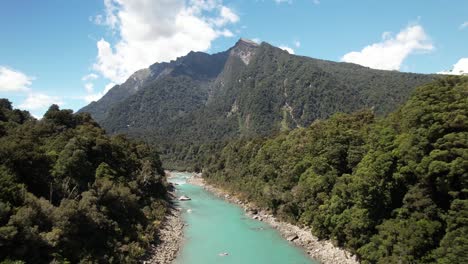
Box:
(146, 190), (184, 264)
(188, 174), (359, 264)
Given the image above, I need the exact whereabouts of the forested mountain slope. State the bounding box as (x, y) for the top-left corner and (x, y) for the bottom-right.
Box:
(79, 39), (436, 169)
(203, 76), (468, 263)
(0, 100), (168, 263)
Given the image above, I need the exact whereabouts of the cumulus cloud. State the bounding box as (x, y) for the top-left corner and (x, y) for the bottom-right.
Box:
(94, 0), (119, 29)
(0, 66), (64, 117)
(438, 58), (468, 75)
(83, 82), (116, 103)
(19, 93), (64, 111)
(82, 73), (99, 81)
(81, 70), (114, 103)
(279, 46), (295, 54)
(81, 70), (113, 102)
(0, 66), (34, 92)
(92, 0), (239, 83)
(211, 6), (239, 26)
(341, 25), (434, 71)
(84, 83), (94, 93)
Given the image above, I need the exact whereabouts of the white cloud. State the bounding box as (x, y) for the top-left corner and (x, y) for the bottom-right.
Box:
(19, 93), (64, 111)
(218, 28), (234, 37)
(92, 0), (239, 84)
(94, 0), (119, 29)
(82, 73), (99, 81)
(83, 82), (116, 103)
(438, 58), (468, 75)
(84, 83), (94, 93)
(279, 46), (295, 54)
(92, 14), (104, 25)
(341, 25), (434, 71)
(459, 21), (468, 30)
(251, 38), (261, 44)
(81, 70), (115, 103)
(294, 40), (301, 48)
(0, 66), (34, 92)
(211, 6), (239, 26)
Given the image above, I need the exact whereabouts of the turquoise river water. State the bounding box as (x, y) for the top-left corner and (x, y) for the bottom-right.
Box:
(169, 172), (318, 264)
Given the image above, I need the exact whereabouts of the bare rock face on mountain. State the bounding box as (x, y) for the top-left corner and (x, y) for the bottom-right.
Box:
(79, 38), (436, 168)
(231, 38), (259, 65)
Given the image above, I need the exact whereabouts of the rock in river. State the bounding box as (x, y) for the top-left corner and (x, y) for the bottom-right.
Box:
(287, 234), (299, 242)
(179, 195), (191, 201)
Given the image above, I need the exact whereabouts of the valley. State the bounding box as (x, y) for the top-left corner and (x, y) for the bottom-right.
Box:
(2, 0), (468, 263)
(1, 36), (466, 264)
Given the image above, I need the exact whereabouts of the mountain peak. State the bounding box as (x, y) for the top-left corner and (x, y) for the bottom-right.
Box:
(231, 38), (259, 65)
(235, 38), (259, 48)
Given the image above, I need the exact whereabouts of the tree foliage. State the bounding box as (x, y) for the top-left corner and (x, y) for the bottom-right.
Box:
(0, 102), (168, 263)
(203, 76), (468, 263)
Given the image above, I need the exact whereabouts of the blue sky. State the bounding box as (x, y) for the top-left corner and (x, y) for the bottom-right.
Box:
(0, 0), (467, 117)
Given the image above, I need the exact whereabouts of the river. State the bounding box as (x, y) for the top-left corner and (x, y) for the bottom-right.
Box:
(169, 172), (318, 264)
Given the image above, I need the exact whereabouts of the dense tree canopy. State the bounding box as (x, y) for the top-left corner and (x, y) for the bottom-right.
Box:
(203, 76), (468, 263)
(0, 102), (168, 263)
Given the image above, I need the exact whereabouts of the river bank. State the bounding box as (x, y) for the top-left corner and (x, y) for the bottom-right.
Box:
(187, 173), (359, 264)
(146, 188), (184, 264)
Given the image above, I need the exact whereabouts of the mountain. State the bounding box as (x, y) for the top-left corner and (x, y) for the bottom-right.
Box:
(79, 38), (436, 168)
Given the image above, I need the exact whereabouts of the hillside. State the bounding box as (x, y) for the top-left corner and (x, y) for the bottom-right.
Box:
(202, 76), (468, 263)
(0, 100), (168, 263)
(79, 39), (436, 169)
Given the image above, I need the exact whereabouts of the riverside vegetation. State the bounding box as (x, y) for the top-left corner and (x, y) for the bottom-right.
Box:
(0, 101), (169, 263)
(202, 76), (468, 263)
